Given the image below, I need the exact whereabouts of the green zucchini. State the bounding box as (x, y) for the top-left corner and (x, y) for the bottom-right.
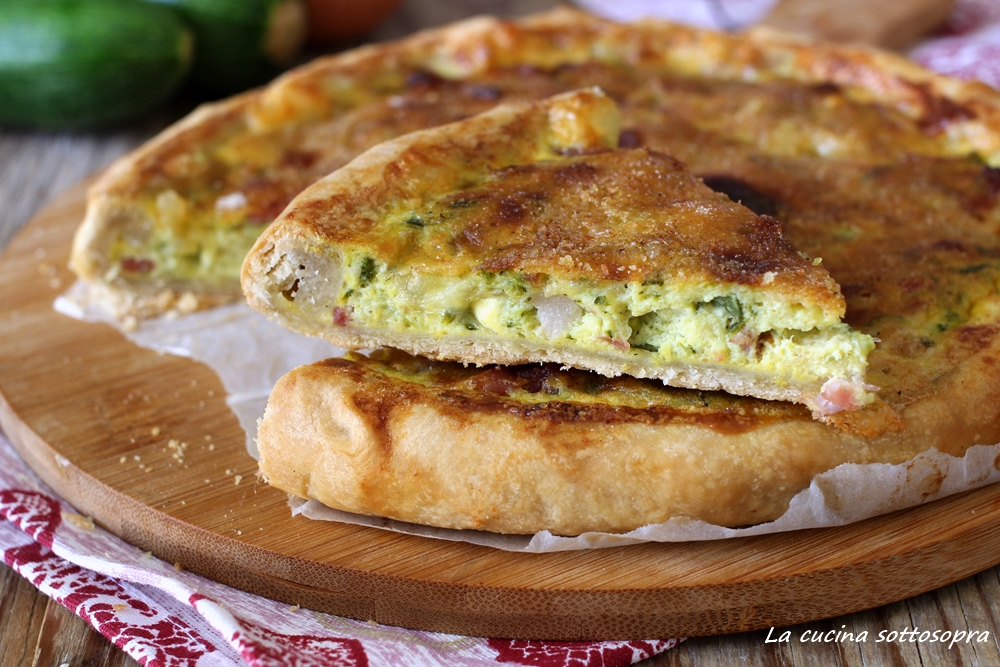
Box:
(0, 0), (193, 129)
(144, 0), (307, 95)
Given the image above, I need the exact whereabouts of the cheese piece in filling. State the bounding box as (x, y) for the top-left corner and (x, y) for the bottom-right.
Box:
(242, 88), (876, 415)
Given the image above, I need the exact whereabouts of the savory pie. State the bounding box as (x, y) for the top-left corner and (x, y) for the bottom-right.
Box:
(256, 342), (988, 535)
(71, 8), (1000, 533)
(70, 8), (1000, 320)
(241, 88), (875, 414)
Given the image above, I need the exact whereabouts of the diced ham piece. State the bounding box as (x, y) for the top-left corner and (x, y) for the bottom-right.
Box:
(121, 257), (154, 273)
(808, 378), (878, 417)
(599, 335), (631, 351)
(332, 306), (352, 327)
(729, 328), (759, 355)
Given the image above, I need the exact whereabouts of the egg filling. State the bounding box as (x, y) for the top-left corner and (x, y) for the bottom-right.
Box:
(296, 251), (875, 393)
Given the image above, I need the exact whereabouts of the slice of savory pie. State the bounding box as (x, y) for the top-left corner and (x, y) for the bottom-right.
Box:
(254, 348), (912, 534)
(242, 89), (875, 415)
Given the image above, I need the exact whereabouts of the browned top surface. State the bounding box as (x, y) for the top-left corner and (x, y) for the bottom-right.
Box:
(289, 146), (836, 292)
(9, 1), (1000, 652)
(107, 61), (989, 237)
(692, 153), (1000, 405)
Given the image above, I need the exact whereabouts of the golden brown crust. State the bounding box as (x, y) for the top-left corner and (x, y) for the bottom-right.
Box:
(260, 361), (828, 534)
(241, 90), (864, 406)
(241, 88), (841, 304)
(256, 334), (1000, 535)
(266, 135), (836, 294)
(253, 9), (1000, 161)
(72, 92), (254, 245)
(70, 92), (259, 319)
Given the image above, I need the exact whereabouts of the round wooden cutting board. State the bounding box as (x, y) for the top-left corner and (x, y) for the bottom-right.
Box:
(2, 182), (1000, 641)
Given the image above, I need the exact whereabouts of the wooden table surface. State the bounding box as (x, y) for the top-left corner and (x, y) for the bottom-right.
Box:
(2, 1), (1000, 665)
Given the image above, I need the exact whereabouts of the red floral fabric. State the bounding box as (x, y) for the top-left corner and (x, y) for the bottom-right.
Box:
(488, 639), (680, 666)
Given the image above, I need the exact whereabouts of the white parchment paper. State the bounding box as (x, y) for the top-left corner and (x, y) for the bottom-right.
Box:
(55, 281), (1000, 552)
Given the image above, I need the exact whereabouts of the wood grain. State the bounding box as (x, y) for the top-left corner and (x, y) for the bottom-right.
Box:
(0, 563), (46, 667)
(3, 183), (1000, 643)
(33, 596), (137, 667)
(657, 568), (1000, 666)
(0, 563), (140, 667)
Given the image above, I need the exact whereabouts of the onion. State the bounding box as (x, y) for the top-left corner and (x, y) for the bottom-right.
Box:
(533, 295), (582, 339)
